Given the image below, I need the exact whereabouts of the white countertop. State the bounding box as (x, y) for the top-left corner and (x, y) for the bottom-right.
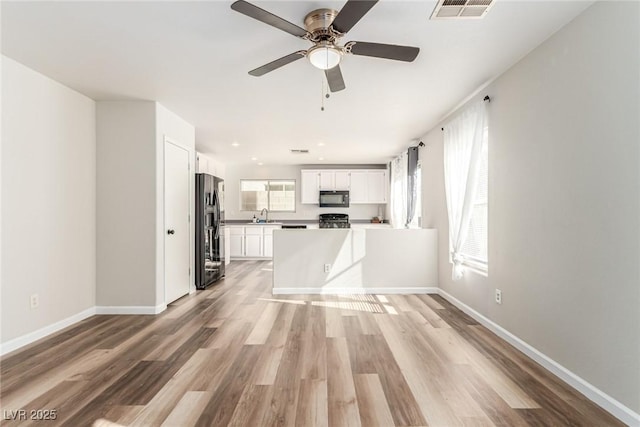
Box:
(227, 222), (390, 229)
(235, 222), (283, 226)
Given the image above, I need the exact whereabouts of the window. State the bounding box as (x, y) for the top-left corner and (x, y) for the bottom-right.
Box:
(408, 161), (422, 229)
(240, 180), (295, 212)
(460, 127), (488, 270)
(443, 99), (488, 280)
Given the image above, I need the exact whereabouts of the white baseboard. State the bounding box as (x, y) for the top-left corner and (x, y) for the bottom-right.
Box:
(437, 289), (640, 427)
(273, 287), (439, 295)
(95, 304), (167, 315)
(1, 303), (168, 356)
(0, 307), (96, 356)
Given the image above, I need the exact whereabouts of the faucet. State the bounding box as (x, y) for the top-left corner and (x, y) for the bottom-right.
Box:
(260, 208), (269, 223)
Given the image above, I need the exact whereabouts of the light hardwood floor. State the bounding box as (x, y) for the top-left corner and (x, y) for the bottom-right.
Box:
(1, 261), (624, 426)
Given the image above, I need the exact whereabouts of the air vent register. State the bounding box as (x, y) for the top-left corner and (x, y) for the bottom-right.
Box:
(431, 0), (495, 19)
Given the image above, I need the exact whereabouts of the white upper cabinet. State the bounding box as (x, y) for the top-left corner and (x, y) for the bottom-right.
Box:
(301, 170), (320, 204)
(367, 170), (388, 203)
(349, 171), (368, 203)
(196, 152), (226, 179)
(300, 169), (388, 204)
(196, 152), (209, 173)
(319, 171), (334, 190)
(334, 171), (351, 190)
(318, 170), (351, 190)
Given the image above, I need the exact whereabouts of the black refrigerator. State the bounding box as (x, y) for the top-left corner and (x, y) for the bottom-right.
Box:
(195, 173), (225, 289)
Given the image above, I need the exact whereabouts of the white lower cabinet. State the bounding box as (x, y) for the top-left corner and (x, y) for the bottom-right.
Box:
(229, 227), (244, 258)
(263, 235), (273, 257)
(244, 235), (262, 257)
(262, 226), (279, 257)
(224, 227), (231, 265)
(244, 227), (262, 257)
(229, 225), (280, 259)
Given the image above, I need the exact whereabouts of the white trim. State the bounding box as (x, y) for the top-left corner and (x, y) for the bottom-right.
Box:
(95, 304), (167, 315)
(163, 136), (192, 305)
(273, 287), (439, 295)
(0, 307), (96, 356)
(437, 289), (640, 427)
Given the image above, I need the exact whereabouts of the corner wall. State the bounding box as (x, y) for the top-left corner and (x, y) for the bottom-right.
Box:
(421, 1), (639, 418)
(1, 57), (96, 343)
(96, 101), (195, 309)
(96, 101), (157, 307)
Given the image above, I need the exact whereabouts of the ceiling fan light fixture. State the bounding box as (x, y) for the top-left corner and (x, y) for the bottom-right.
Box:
(307, 43), (342, 70)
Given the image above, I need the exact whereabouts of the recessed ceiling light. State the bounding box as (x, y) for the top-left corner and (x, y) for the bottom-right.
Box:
(231, 142), (240, 147)
(258, 162), (264, 166)
(317, 142), (325, 147)
(251, 157), (257, 161)
(318, 157), (324, 161)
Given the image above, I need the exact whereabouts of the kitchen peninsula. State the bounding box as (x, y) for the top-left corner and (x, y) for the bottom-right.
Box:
(272, 228), (438, 294)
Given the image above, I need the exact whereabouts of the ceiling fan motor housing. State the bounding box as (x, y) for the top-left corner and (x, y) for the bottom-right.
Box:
(304, 9), (341, 42)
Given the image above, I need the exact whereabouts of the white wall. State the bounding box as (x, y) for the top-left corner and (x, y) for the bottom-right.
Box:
(1, 57), (96, 343)
(225, 164), (386, 221)
(96, 101), (157, 307)
(420, 1), (639, 416)
(1, 43), (4, 351)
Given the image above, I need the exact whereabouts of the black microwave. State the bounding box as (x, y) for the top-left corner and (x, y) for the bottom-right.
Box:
(319, 190), (350, 207)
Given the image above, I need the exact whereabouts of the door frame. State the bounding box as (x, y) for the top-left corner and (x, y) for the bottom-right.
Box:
(163, 136), (194, 305)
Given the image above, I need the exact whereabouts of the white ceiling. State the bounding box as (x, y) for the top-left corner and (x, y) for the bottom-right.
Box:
(2, 1), (593, 166)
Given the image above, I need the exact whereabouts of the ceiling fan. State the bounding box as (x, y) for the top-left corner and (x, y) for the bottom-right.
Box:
(230, 0), (420, 92)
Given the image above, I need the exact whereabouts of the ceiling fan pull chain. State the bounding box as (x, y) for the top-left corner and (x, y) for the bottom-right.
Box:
(321, 77), (325, 111)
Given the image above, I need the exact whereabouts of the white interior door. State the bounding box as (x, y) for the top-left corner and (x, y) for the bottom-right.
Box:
(165, 140), (190, 304)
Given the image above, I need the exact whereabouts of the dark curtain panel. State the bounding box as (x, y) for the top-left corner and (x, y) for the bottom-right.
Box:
(406, 146), (419, 226)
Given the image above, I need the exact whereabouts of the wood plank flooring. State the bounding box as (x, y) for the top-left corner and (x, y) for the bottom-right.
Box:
(0, 261), (624, 426)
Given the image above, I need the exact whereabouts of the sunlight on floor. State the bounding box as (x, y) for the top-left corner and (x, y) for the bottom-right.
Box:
(259, 295), (398, 314)
(337, 294), (378, 303)
(258, 298), (306, 305)
(383, 304), (398, 315)
(93, 420), (125, 427)
(376, 295), (389, 303)
(311, 300), (384, 313)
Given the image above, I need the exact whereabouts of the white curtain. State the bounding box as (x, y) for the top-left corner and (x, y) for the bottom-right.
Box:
(443, 100), (487, 280)
(390, 151), (408, 229)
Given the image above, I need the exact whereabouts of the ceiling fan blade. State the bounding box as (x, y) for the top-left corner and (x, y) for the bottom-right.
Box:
(249, 51), (306, 77)
(348, 41), (420, 62)
(325, 65), (346, 92)
(331, 0), (378, 34)
(231, 1), (308, 38)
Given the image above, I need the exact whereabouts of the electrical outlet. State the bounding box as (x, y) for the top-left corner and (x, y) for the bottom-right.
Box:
(30, 294), (39, 309)
(495, 289), (502, 305)
(324, 263), (331, 273)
